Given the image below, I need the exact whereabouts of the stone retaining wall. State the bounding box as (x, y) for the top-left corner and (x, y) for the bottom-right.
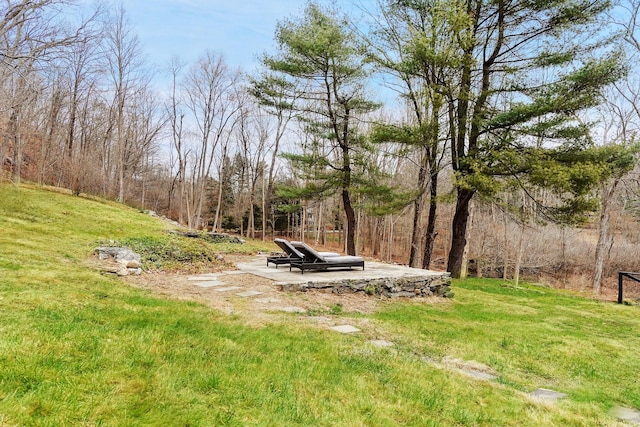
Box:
(278, 273), (452, 298)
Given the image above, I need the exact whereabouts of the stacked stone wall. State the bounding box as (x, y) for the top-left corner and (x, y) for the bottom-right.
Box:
(279, 273), (452, 298)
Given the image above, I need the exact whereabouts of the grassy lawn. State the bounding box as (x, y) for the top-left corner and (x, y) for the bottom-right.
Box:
(1, 184), (639, 426)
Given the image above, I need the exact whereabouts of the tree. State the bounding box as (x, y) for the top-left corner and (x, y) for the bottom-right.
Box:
(589, 0), (640, 293)
(366, 0), (459, 269)
(61, 16), (104, 195)
(182, 51), (242, 230)
(0, 0), (91, 184)
(424, 0), (625, 277)
(236, 95), (269, 239)
(249, 72), (298, 240)
(591, 143), (638, 293)
(102, 4), (157, 203)
(166, 56), (189, 223)
(261, 2), (379, 255)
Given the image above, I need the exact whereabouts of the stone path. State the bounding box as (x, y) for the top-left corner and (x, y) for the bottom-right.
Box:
(194, 281), (225, 288)
(214, 286), (243, 292)
(172, 271), (639, 425)
(609, 407), (640, 424)
(330, 325), (361, 334)
(528, 388), (567, 402)
(237, 290), (263, 298)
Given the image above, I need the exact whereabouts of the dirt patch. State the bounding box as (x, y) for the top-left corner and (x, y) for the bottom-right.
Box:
(121, 255), (449, 329)
(125, 269), (381, 320)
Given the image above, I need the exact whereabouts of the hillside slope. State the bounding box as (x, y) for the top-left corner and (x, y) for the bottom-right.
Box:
(0, 184), (639, 426)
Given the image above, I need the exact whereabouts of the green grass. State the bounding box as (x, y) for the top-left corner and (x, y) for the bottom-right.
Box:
(1, 183), (639, 426)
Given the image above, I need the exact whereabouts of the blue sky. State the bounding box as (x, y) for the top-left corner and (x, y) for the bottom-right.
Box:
(117, 0), (368, 74)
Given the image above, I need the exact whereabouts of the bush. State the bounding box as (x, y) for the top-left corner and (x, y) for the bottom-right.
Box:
(106, 234), (232, 273)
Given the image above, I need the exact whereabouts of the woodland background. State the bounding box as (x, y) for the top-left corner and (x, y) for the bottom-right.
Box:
(2, 0), (640, 297)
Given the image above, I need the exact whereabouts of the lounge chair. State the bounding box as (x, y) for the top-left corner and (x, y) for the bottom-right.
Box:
(289, 241), (364, 274)
(267, 238), (339, 267)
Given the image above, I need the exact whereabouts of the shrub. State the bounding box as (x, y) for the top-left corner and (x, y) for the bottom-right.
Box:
(104, 234), (232, 273)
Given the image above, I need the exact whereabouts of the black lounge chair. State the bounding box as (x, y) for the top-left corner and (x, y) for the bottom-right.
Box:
(289, 241), (364, 274)
(267, 238), (339, 267)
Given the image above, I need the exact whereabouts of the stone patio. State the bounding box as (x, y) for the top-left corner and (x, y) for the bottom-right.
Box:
(236, 255), (452, 298)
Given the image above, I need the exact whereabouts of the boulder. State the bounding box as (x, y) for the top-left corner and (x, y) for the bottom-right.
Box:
(121, 259), (141, 269)
(95, 246), (142, 268)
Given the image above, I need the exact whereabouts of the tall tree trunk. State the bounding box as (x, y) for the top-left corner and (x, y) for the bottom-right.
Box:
(593, 180), (619, 294)
(213, 146), (228, 232)
(460, 201), (474, 279)
(503, 213), (509, 281)
(514, 220), (525, 286)
(9, 109), (21, 184)
(447, 188), (474, 278)
(315, 200), (323, 245)
(343, 188), (357, 255)
(247, 191), (255, 239)
(422, 173), (439, 270)
(409, 166), (427, 267)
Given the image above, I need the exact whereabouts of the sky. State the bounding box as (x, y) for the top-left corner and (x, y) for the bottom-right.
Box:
(115, 0), (370, 76)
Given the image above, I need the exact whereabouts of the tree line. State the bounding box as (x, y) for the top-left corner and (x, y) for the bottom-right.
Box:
(2, 0), (640, 291)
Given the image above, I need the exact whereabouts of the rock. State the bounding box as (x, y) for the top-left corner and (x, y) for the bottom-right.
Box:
(99, 266), (120, 275)
(215, 254), (225, 262)
(609, 406), (640, 423)
(123, 259), (141, 269)
(96, 247), (140, 263)
(205, 233), (244, 244)
(95, 247), (142, 273)
(127, 268), (142, 276)
(528, 388), (567, 401)
(95, 246), (122, 260)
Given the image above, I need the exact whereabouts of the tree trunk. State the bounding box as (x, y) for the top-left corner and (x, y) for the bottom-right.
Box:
(262, 174), (267, 241)
(593, 180), (619, 294)
(247, 190), (255, 239)
(409, 159), (427, 266)
(422, 173), (439, 270)
(343, 188), (357, 255)
(409, 196), (424, 267)
(387, 216), (394, 263)
(503, 214), (509, 281)
(447, 188), (474, 278)
(213, 146), (228, 232)
(460, 201), (474, 279)
(315, 200), (323, 245)
(514, 221), (525, 286)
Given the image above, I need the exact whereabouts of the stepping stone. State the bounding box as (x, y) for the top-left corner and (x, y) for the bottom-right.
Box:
(280, 306), (307, 313)
(369, 340), (394, 348)
(192, 280), (225, 288)
(528, 388), (567, 401)
(308, 316), (331, 322)
(236, 290), (263, 298)
(218, 270), (245, 275)
(609, 406), (640, 424)
(255, 297), (281, 304)
(214, 286), (243, 292)
(330, 325), (360, 334)
(459, 368), (497, 381)
(421, 356), (438, 364)
(188, 275), (218, 281)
